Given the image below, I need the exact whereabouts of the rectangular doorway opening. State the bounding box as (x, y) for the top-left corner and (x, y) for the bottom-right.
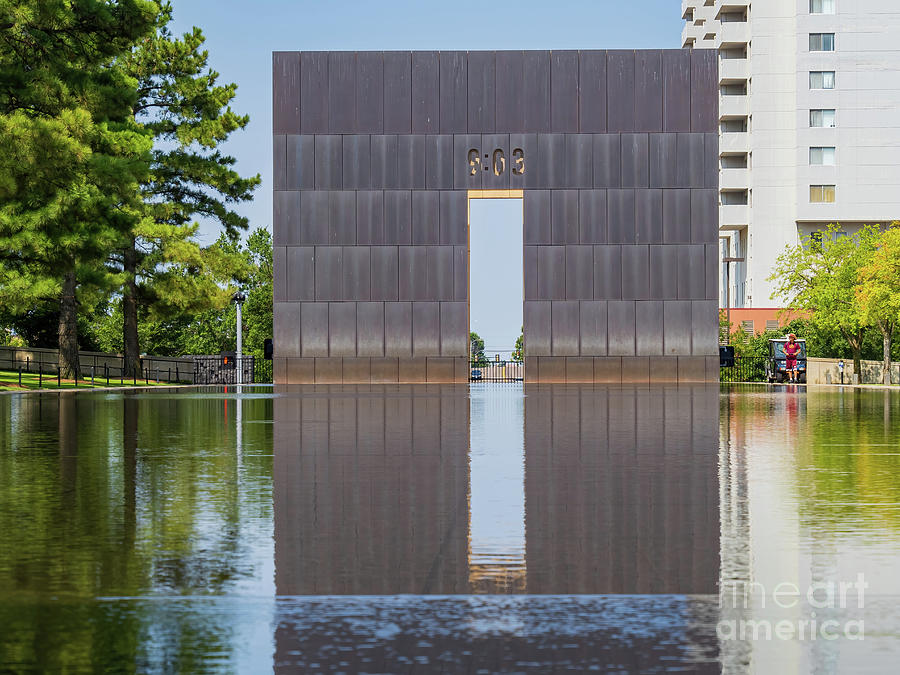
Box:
(468, 191), (524, 383)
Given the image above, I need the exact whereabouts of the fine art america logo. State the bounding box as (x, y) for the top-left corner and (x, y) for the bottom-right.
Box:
(718, 574), (867, 641)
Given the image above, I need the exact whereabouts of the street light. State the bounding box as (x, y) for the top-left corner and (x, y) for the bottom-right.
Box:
(233, 290), (246, 385)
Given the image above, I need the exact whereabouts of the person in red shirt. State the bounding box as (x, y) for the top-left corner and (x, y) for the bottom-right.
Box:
(784, 333), (802, 383)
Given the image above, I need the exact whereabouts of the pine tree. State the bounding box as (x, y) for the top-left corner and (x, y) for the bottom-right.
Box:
(0, 0), (158, 378)
(115, 2), (259, 374)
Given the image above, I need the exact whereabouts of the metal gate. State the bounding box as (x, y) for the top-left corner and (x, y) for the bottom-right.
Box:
(469, 360), (524, 382)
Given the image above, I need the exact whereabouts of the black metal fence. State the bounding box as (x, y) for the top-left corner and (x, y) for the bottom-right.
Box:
(0, 347), (273, 387)
(720, 356), (767, 383)
(470, 360), (524, 382)
(191, 356), (272, 384)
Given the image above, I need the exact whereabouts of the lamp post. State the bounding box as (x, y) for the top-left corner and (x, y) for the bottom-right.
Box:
(233, 290), (246, 385)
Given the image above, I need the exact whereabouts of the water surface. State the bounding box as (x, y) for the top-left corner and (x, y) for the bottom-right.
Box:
(0, 384), (898, 672)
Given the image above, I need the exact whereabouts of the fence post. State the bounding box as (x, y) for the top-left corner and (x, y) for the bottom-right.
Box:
(39, 361), (42, 388)
(106, 363), (109, 386)
(57, 367), (61, 388)
(18, 366), (22, 387)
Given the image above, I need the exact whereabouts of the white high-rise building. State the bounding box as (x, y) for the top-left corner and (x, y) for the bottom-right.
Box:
(682, 0), (900, 313)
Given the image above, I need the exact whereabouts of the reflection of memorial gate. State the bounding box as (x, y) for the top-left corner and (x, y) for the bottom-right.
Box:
(273, 49), (720, 383)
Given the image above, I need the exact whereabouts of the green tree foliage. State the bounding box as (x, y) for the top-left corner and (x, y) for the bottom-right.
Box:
(856, 225), (900, 384)
(89, 228), (271, 358)
(769, 224), (880, 375)
(511, 326), (524, 362)
(113, 1), (259, 375)
(470, 332), (486, 365)
(0, 0), (159, 378)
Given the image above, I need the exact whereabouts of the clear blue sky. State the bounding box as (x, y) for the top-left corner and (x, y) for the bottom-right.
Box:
(170, 0), (683, 349)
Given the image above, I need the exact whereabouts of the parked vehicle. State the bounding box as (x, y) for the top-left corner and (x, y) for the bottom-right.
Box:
(765, 338), (807, 383)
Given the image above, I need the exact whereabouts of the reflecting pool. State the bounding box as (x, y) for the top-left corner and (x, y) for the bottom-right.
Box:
(0, 384), (898, 672)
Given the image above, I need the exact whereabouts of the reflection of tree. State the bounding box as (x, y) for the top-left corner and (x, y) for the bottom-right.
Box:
(793, 390), (900, 532)
(0, 391), (274, 669)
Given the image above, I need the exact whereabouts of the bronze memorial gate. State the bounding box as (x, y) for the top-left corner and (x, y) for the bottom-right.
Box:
(272, 50), (719, 383)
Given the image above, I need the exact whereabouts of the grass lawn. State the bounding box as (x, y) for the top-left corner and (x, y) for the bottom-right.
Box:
(0, 369), (187, 392)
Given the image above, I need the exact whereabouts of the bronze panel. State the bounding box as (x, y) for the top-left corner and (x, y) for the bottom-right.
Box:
(328, 191), (356, 245)
(621, 356), (650, 383)
(370, 135), (399, 189)
(370, 357), (399, 383)
(580, 300), (608, 356)
(634, 50), (663, 132)
(579, 50), (607, 133)
(538, 357), (566, 383)
(439, 190), (467, 246)
(328, 302), (357, 356)
(328, 52), (356, 132)
(274, 301), (301, 358)
(357, 191), (384, 245)
(314, 357), (343, 384)
(342, 247), (370, 300)
(593, 356), (622, 383)
(342, 357), (371, 383)
(412, 51), (440, 133)
(412, 190), (440, 245)
(439, 51), (467, 133)
(273, 52), (300, 134)
(370, 246), (398, 301)
(551, 300), (580, 356)
(314, 246), (342, 301)
(467, 51), (496, 133)
(285, 357), (315, 384)
(384, 302), (412, 357)
(649, 356), (678, 383)
(425, 357), (455, 383)
(524, 190), (551, 245)
(621, 133), (649, 189)
(566, 357), (594, 383)
(551, 50), (579, 132)
(357, 301), (385, 357)
(397, 134), (426, 189)
(341, 135), (370, 189)
(300, 302), (329, 357)
(426, 135), (454, 190)
(412, 301), (440, 357)
(384, 190), (412, 245)
(523, 301), (551, 356)
(677, 356), (707, 383)
(551, 190), (579, 245)
(398, 357), (427, 383)
(384, 51), (412, 134)
(300, 51), (328, 134)
(314, 135), (342, 190)
(356, 51), (384, 133)
(522, 50), (551, 132)
(440, 302), (467, 356)
(286, 246), (315, 302)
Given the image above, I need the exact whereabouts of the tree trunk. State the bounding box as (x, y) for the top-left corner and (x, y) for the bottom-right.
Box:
(58, 269), (80, 381)
(840, 327), (864, 381)
(122, 241), (141, 378)
(882, 322), (894, 385)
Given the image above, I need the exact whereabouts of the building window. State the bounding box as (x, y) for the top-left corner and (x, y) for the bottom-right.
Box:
(721, 118), (748, 133)
(721, 83), (748, 96)
(810, 147), (836, 165)
(810, 0), (836, 14)
(809, 33), (835, 51)
(810, 71), (836, 89)
(810, 109), (836, 127)
(722, 190), (749, 206)
(810, 185), (836, 203)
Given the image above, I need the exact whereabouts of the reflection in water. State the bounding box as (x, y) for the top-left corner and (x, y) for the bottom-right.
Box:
(469, 384), (526, 592)
(0, 389), (275, 672)
(3, 385), (900, 672)
(273, 384), (720, 595)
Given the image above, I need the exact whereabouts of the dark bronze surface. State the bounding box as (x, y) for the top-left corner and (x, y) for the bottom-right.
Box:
(273, 50), (719, 382)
